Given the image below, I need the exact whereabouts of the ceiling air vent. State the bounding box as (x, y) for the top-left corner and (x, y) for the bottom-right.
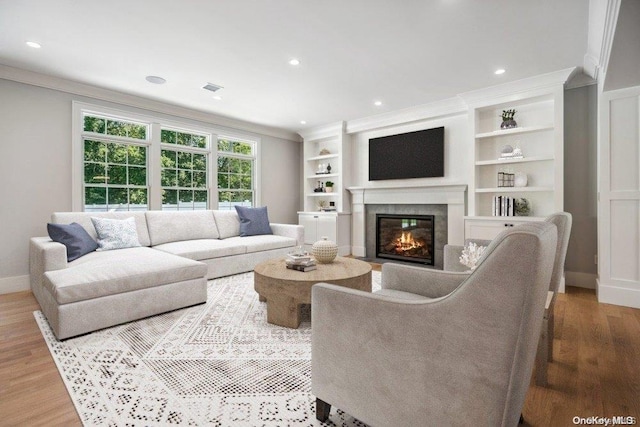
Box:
(202, 82), (223, 92)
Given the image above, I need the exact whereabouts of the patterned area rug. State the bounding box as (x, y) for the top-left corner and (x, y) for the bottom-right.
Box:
(35, 271), (381, 426)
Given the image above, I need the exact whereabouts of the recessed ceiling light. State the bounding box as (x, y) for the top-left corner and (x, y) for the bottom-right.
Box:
(300, 120), (307, 125)
(145, 75), (166, 84)
(289, 59), (300, 66)
(213, 95), (222, 100)
(495, 68), (506, 75)
(374, 101), (383, 106)
(26, 41), (41, 49)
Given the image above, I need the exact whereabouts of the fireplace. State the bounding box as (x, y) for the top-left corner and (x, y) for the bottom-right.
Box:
(376, 214), (435, 265)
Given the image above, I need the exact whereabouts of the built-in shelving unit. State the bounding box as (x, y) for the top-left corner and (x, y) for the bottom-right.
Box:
(460, 70), (571, 239)
(298, 121), (352, 253)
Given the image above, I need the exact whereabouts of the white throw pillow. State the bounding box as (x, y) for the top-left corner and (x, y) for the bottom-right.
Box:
(91, 216), (142, 251)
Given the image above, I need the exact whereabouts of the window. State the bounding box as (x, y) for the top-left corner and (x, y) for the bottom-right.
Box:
(74, 103), (259, 212)
(217, 138), (256, 210)
(160, 129), (210, 210)
(82, 114), (149, 212)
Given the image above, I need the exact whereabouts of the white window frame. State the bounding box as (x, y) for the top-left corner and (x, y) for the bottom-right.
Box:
(216, 133), (261, 209)
(72, 101), (261, 211)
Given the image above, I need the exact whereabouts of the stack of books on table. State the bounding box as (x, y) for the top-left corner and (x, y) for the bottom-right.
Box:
(285, 253), (317, 272)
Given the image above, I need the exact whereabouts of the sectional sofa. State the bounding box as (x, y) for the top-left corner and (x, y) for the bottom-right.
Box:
(30, 210), (303, 339)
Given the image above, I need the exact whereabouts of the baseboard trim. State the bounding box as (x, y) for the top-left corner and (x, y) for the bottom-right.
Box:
(597, 279), (640, 309)
(0, 275), (30, 295)
(565, 271), (597, 290)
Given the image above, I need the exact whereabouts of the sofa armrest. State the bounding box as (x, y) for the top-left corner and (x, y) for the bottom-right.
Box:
(30, 237), (67, 296)
(381, 262), (469, 298)
(270, 223), (304, 246)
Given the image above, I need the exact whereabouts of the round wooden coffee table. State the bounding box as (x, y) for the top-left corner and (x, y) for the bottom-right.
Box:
(254, 256), (372, 328)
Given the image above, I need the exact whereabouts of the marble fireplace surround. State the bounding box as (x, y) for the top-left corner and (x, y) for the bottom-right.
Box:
(347, 185), (467, 265)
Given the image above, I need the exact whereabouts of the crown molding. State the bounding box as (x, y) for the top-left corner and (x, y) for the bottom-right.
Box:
(298, 121), (346, 141)
(458, 67), (578, 107)
(566, 70), (598, 90)
(344, 97), (467, 134)
(599, 0), (621, 82)
(0, 64), (301, 142)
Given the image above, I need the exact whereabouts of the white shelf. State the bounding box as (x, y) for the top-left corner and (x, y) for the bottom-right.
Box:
(464, 216), (545, 221)
(475, 156), (554, 166)
(307, 153), (339, 161)
(475, 186), (554, 193)
(475, 125), (554, 139)
(306, 173), (339, 179)
(306, 192), (339, 197)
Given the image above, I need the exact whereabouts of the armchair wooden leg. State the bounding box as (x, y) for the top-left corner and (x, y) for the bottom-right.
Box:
(316, 398), (331, 422)
(548, 312), (555, 362)
(535, 322), (549, 387)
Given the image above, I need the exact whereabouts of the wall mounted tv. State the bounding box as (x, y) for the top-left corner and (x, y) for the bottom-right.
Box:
(368, 126), (444, 181)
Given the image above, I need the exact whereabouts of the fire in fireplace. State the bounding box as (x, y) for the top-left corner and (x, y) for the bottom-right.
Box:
(376, 214), (434, 265)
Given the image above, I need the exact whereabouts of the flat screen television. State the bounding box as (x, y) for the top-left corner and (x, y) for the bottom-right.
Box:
(368, 126), (444, 181)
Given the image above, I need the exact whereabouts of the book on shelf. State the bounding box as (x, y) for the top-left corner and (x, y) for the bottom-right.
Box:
(492, 195), (516, 216)
(286, 264), (317, 272)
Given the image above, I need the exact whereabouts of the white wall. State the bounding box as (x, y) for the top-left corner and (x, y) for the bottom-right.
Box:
(0, 79), (300, 293)
(350, 114), (470, 189)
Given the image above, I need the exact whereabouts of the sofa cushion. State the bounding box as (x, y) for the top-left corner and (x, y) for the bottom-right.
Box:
(234, 206), (273, 236)
(145, 211), (219, 246)
(47, 222), (98, 261)
(52, 211), (152, 247)
(212, 210), (241, 239)
(91, 216), (142, 251)
(153, 239), (246, 261)
(223, 235), (297, 253)
(43, 247), (207, 304)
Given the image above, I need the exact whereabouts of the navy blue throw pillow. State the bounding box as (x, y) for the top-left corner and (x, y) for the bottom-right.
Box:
(47, 222), (99, 262)
(234, 206), (273, 237)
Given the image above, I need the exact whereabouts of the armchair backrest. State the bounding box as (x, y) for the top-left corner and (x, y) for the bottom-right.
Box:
(544, 212), (572, 293)
(448, 221), (557, 426)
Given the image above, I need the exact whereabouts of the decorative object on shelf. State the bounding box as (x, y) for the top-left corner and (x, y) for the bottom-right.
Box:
(498, 145), (523, 160)
(500, 109), (517, 129)
(514, 198), (531, 216)
(312, 236), (338, 264)
(317, 200), (328, 210)
(498, 171), (515, 187)
(459, 242), (486, 271)
(326, 163), (332, 173)
(325, 181), (334, 193)
(514, 172), (528, 187)
(319, 148), (331, 155)
(314, 181), (324, 192)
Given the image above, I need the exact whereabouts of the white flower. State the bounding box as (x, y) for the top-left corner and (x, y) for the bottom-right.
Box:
(459, 242), (486, 270)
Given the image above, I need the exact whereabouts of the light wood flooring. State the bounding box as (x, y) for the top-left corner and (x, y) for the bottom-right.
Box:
(1, 276), (639, 426)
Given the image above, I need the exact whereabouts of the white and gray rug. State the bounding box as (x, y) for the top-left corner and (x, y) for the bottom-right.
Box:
(35, 271), (381, 426)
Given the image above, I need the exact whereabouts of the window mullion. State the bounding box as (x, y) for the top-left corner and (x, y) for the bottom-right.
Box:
(149, 123), (163, 210)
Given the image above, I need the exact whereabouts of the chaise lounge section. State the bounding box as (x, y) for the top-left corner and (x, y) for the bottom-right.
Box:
(30, 210), (303, 339)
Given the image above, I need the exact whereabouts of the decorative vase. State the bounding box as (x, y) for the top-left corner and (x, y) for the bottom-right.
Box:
(500, 120), (517, 129)
(312, 236), (338, 264)
(325, 186), (333, 193)
(514, 172), (528, 187)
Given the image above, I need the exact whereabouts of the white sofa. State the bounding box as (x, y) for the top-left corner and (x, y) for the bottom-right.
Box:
(30, 210), (303, 339)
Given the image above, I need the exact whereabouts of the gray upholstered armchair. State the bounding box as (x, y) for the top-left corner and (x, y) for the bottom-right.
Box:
(311, 222), (558, 427)
(442, 212), (572, 386)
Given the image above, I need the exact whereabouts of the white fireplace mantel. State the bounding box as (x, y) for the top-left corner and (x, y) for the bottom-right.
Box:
(347, 184), (467, 257)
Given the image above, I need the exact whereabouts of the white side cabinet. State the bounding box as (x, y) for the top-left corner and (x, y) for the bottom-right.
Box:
(298, 212), (351, 256)
(464, 217), (543, 240)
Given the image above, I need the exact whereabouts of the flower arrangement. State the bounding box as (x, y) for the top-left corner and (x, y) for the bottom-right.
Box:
(459, 242), (487, 270)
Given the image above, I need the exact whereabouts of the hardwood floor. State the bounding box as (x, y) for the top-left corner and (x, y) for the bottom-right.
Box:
(1, 283), (639, 426)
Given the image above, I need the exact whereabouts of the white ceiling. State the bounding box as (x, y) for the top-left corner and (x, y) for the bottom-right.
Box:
(0, 0), (589, 134)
